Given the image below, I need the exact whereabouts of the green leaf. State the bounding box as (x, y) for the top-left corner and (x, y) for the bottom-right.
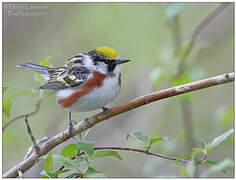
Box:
(174, 152), (194, 167)
(52, 154), (80, 170)
(66, 173), (79, 178)
(39, 52), (60, 68)
(200, 158), (234, 177)
(35, 154), (49, 164)
(47, 172), (57, 178)
(91, 150), (122, 160)
(3, 86), (8, 96)
(3, 99), (13, 118)
(205, 160), (218, 165)
(205, 129), (234, 153)
(76, 141), (95, 157)
(40, 58), (52, 67)
(84, 167), (107, 178)
(71, 120), (78, 125)
(44, 152), (53, 174)
(127, 131), (150, 145)
(61, 144), (78, 158)
(54, 169), (70, 176)
(149, 137), (168, 146)
(75, 156), (87, 163)
(165, 3), (183, 22)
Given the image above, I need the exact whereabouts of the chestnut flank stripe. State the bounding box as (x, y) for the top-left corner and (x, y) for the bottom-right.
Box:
(58, 71), (106, 108)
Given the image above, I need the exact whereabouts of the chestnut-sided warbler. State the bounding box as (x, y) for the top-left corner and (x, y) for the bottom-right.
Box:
(17, 46), (130, 137)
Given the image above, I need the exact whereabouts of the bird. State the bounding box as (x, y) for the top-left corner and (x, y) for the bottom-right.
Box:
(16, 46), (130, 137)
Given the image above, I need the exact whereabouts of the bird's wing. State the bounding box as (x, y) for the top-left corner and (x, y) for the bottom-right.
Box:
(40, 66), (91, 90)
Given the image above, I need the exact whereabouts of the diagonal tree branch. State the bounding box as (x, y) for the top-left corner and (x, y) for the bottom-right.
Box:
(3, 72), (234, 178)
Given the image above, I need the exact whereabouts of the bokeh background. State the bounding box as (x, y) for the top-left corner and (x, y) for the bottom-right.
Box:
(3, 2), (234, 177)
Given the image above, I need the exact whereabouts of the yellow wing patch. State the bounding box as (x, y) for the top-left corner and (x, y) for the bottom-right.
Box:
(95, 46), (118, 58)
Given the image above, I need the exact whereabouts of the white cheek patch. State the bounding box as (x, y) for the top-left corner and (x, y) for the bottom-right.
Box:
(84, 55), (107, 74)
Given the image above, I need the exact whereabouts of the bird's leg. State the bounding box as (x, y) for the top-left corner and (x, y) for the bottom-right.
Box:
(101, 106), (109, 120)
(68, 111), (74, 139)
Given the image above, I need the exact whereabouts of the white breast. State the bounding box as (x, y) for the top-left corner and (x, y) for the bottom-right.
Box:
(55, 65), (121, 112)
(69, 75), (120, 112)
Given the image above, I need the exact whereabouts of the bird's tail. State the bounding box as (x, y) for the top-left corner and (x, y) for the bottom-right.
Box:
(16, 63), (52, 80)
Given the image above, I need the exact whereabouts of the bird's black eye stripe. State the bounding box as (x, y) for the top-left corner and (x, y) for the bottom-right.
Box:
(93, 54), (112, 64)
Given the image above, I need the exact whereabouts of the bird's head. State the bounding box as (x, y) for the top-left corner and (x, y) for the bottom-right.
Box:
(67, 46), (130, 75)
(92, 46), (130, 73)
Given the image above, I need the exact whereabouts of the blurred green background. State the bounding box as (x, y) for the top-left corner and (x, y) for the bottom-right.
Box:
(3, 2), (234, 177)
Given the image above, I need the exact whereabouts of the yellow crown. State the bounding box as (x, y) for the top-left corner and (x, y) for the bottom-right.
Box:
(95, 46), (118, 59)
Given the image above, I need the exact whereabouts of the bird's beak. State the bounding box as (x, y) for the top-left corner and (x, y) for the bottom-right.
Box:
(113, 58), (131, 65)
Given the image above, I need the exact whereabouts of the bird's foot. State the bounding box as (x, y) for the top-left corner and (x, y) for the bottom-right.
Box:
(101, 106), (109, 120)
(69, 122), (74, 139)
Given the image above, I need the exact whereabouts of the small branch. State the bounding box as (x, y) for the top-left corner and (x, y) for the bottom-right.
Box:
(58, 146), (189, 172)
(93, 147), (187, 162)
(24, 136), (50, 160)
(24, 117), (40, 155)
(2, 100), (40, 132)
(187, 3), (229, 56)
(3, 72), (234, 178)
(177, 3), (229, 75)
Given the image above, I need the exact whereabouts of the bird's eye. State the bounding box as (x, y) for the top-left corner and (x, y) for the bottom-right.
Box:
(103, 60), (110, 64)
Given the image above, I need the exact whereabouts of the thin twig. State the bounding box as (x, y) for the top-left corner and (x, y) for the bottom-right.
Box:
(3, 72), (234, 178)
(178, 3), (229, 75)
(24, 116), (40, 155)
(24, 136), (50, 160)
(58, 146), (189, 171)
(187, 3), (229, 57)
(93, 147), (187, 162)
(2, 100), (41, 132)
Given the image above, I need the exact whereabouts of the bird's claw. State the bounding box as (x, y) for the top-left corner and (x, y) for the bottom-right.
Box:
(101, 106), (109, 120)
(69, 122), (74, 139)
